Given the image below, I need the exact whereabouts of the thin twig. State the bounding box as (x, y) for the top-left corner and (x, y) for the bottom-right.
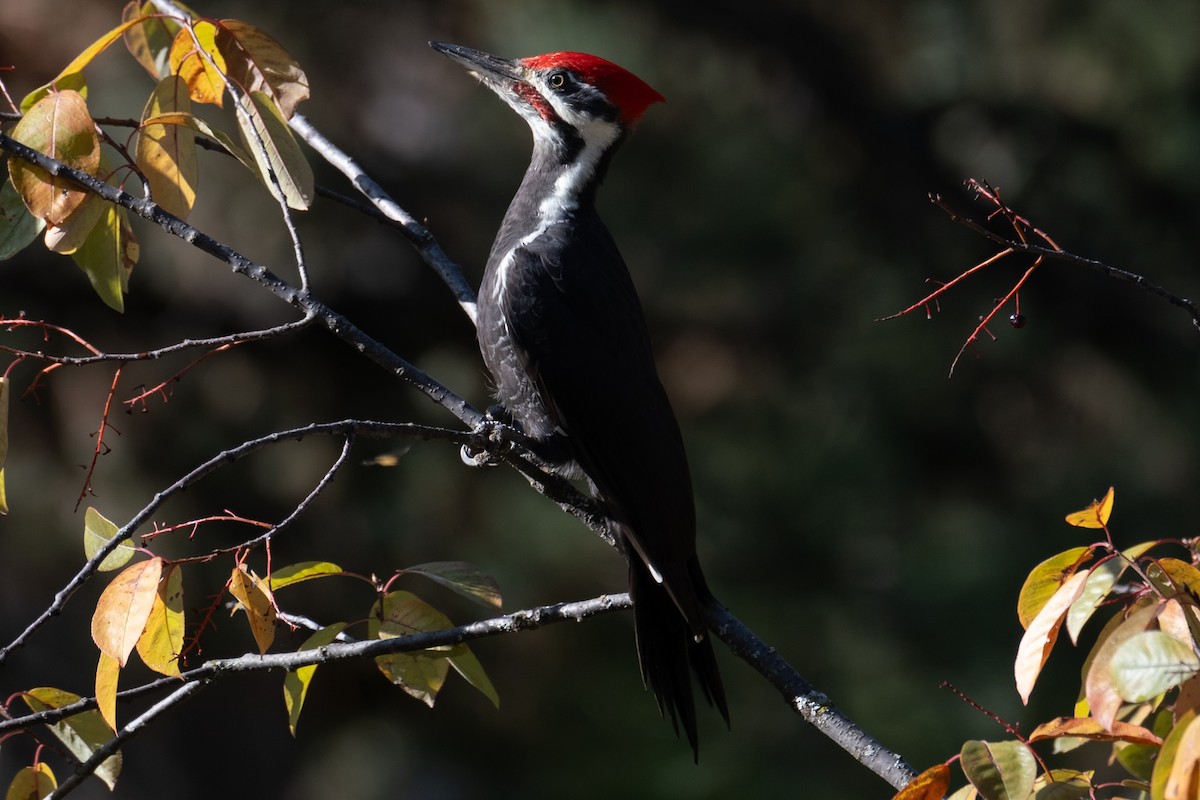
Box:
(288, 113), (479, 322)
(0, 420), (467, 666)
(930, 190), (1200, 331)
(0, 133), (484, 429)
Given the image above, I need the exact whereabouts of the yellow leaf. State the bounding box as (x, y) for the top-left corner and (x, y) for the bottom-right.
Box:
(268, 561), (343, 591)
(95, 650), (120, 733)
(140, 111), (256, 174)
(1016, 570), (1089, 704)
(9, 90), (100, 226)
(5, 763), (57, 799)
(284, 622), (347, 736)
(20, 17), (148, 110)
(216, 19), (309, 119)
(1017, 546), (1092, 629)
(91, 557), (164, 666)
(83, 506), (135, 572)
(136, 76), (198, 219)
(136, 563), (184, 676)
(1065, 486), (1115, 529)
(169, 20), (227, 107)
(229, 564), (276, 653)
(234, 90), (313, 209)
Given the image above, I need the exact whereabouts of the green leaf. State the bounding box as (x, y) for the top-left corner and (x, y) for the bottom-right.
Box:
(369, 590), (453, 707)
(83, 506), (135, 572)
(405, 561), (503, 609)
(283, 621), (347, 736)
(268, 560), (343, 590)
(960, 739), (1036, 800)
(22, 687), (122, 790)
(447, 643), (500, 708)
(1017, 546), (1091, 629)
(1110, 629), (1200, 703)
(70, 204), (138, 312)
(0, 177), (45, 260)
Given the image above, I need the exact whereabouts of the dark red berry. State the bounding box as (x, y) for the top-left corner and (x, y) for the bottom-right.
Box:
(1009, 313), (1026, 329)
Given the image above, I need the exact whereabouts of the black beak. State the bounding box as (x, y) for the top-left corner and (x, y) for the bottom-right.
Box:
(430, 42), (524, 86)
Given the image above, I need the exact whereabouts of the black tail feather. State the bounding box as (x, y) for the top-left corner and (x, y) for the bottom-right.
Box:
(629, 558), (729, 760)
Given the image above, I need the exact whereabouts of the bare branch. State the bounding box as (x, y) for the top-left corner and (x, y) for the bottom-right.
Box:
(0, 133), (484, 429)
(0, 419), (466, 666)
(930, 185), (1200, 331)
(288, 114), (479, 323)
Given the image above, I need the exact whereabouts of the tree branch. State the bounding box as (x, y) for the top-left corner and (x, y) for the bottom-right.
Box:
(0, 133), (484, 430)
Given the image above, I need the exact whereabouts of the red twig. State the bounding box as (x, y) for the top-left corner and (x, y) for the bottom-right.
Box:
(140, 512), (273, 546)
(882, 179), (1070, 375)
(125, 342), (240, 411)
(76, 366), (123, 511)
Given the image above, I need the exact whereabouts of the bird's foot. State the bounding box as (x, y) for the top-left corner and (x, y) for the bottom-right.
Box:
(460, 405), (515, 468)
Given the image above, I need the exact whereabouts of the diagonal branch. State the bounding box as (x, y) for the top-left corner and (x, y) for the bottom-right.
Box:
(289, 114), (479, 322)
(0, 133), (484, 430)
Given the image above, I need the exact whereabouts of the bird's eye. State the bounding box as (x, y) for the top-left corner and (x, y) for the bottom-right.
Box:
(548, 72), (567, 90)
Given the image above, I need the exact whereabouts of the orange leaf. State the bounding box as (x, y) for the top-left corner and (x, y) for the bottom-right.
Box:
(1028, 716), (1162, 746)
(8, 90), (100, 226)
(890, 763), (951, 800)
(1016, 570), (1089, 703)
(91, 557), (164, 666)
(1065, 486), (1115, 529)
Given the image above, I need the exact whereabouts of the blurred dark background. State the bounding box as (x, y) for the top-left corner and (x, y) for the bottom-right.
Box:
(2, 1), (1198, 798)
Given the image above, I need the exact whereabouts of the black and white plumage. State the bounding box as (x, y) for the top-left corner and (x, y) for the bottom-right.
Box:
(432, 42), (728, 758)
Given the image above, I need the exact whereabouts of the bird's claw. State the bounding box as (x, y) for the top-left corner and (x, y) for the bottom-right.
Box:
(459, 406), (513, 468)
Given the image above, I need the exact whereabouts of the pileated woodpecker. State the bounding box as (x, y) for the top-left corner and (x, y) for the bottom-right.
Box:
(431, 42), (728, 757)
